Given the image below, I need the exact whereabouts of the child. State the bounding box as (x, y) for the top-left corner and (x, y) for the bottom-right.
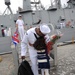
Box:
(36, 34), (62, 75)
(34, 34), (51, 75)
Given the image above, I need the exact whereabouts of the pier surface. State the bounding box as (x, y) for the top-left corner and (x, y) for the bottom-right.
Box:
(0, 44), (75, 75)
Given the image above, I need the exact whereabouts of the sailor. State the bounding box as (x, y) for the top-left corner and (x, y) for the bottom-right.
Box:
(60, 21), (65, 29)
(4, 27), (8, 36)
(21, 24), (51, 75)
(1, 24), (5, 37)
(16, 15), (25, 41)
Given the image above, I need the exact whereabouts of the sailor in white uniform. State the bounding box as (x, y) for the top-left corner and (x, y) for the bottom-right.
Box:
(16, 15), (25, 40)
(21, 24), (51, 75)
(60, 22), (65, 29)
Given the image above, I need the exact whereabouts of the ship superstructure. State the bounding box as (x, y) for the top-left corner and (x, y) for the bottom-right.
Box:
(0, 0), (75, 55)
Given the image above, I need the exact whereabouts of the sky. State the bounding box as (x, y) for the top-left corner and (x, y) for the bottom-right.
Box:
(0, 0), (68, 14)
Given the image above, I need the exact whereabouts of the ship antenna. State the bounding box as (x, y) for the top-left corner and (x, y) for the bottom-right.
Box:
(2, 0), (13, 15)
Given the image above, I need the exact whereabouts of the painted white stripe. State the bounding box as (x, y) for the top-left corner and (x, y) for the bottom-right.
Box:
(37, 50), (45, 52)
(38, 59), (47, 63)
(38, 54), (46, 56)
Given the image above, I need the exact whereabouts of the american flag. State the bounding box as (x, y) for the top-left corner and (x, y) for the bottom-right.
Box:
(12, 31), (19, 45)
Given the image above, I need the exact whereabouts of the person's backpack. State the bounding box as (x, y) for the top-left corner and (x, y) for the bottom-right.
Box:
(18, 60), (34, 75)
(33, 33), (46, 50)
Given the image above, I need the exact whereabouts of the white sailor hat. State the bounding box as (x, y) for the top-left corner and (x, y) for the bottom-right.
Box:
(40, 24), (51, 34)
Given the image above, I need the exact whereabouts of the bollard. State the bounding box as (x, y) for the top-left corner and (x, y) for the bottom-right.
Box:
(0, 56), (2, 62)
(72, 37), (74, 44)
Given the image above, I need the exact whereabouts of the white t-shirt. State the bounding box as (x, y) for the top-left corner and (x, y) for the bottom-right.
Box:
(16, 19), (24, 27)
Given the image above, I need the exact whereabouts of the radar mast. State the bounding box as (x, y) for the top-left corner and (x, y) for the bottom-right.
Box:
(3, 0), (13, 15)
